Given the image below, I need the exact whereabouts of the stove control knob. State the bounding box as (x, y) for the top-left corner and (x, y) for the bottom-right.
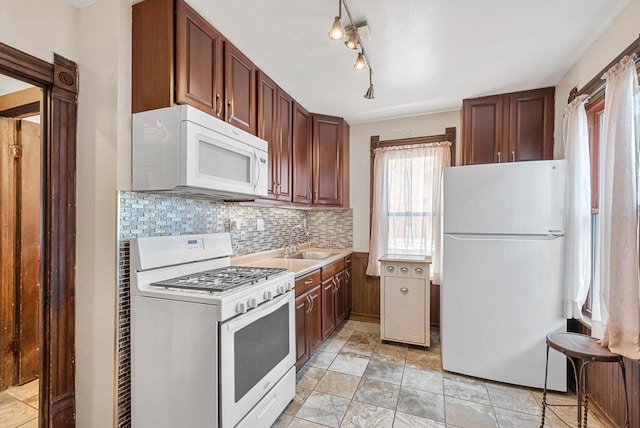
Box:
(285, 282), (293, 292)
(276, 284), (285, 295)
(263, 290), (273, 301)
(236, 302), (247, 314)
(247, 297), (257, 309)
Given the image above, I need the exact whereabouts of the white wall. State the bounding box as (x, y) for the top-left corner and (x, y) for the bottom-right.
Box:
(0, 0), (129, 426)
(75, 0), (131, 427)
(349, 110), (460, 251)
(554, 0), (640, 158)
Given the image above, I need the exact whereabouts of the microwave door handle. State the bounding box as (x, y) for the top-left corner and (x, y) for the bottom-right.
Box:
(254, 150), (261, 188)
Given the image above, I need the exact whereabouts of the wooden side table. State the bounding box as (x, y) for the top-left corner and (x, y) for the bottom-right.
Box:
(540, 332), (629, 428)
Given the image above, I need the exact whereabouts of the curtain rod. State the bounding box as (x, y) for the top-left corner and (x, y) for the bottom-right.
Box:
(568, 34), (640, 103)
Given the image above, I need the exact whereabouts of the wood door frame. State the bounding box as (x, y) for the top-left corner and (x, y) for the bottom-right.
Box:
(0, 42), (77, 427)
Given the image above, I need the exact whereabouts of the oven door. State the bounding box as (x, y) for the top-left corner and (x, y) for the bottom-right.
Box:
(219, 291), (295, 428)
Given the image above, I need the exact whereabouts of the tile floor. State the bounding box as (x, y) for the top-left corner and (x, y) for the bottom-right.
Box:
(273, 320), (613, 428)
(0, 379), (39, 428)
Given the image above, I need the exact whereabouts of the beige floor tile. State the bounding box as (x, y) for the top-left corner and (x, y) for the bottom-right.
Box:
(405, 349), (442, 371)
(355, 321), (380, 334)
(308, 351), (338, 370)
(402, 367), (443, 395)
(0, 402), (38, 428)
(319, 338), (347, 354)
(397, 387), (445, 423)
(443, 377), (491, 405)
(347, 331), (380, 347)
(297, 366), (327, 391)
(329, 354), (369, 377)
(354, 378), (400, 410)
(287, 417), (331, 427)
(340, 343), (376, 359)
(444, 396), (497, 428)
(494, 407), (551, 428)
(393, 411), (446, 428)
(315, 371), (361, 399)
(0, 392), (20, 412)
(296, 392), (350, 428)
(285, 386), (313, 416)
(340, 400), (394, 428)
(364, 359), (404, 385)
(485, 382), (541, 415)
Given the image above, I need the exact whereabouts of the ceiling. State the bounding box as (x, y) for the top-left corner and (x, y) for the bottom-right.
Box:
(186, 0), (628, 124)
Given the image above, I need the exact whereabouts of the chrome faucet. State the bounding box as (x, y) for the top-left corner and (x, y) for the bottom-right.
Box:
(285, 220), (309, 257)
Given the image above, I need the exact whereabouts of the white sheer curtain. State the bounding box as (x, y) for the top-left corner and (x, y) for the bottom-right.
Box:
(594, 54), (640, 359)
(367, 142), (451, 281)
(562, 94), (591, 319)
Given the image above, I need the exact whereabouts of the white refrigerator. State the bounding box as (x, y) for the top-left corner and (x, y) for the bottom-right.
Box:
(442, 160), (567, 391)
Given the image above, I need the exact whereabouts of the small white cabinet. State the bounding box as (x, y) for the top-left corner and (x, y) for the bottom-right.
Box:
(380, 255), (431, 346)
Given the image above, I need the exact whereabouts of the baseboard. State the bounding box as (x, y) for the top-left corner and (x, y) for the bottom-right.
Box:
(349, 313), (380, 324)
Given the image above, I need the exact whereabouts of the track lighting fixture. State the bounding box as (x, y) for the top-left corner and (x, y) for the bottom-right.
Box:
(328, 0), (344, 40)
(327, 0), (376, 99)
(364, 68), (374, 99)
(354, 51), (366, 70)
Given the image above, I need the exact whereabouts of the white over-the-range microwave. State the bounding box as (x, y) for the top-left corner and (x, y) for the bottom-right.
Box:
(132, 105), (268, 200)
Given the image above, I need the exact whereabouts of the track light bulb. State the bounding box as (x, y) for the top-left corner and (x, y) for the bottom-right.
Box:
(344, 31), (358, 49)
(354, 52), (366, 70)
(329, 16), (345, 40)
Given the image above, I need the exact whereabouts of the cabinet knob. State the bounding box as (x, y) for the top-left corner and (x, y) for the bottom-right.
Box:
(400, 267), (409, 273)
(400, 287), (409, 294)
(415, 268), (424, 273)
(386, 266), (395, 272)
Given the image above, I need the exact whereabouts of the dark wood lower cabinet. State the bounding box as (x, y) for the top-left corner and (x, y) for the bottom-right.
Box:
(335, 272), (346, 326)
(295, 284), (322, 370)
(321, 278), (336, 339)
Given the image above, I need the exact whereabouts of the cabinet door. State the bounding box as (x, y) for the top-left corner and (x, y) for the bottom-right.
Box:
(462, 95), (505, 165)
(175, 0), (224, 117)
(307, 285), (323, 355)
(224, 42), (256, 135)
(382, 277), (426, 344)
(312, 114), (343, 206)
(321, 277), (336, 339)
(334, 272), (346, 325)
(292, 102), (312, 204)
(257, 71), (278, 199)
(295, 293), (309, 369)
(275, 88), (293, 201)
(345, 266), (352, 316)
(507, 87), (554, 162)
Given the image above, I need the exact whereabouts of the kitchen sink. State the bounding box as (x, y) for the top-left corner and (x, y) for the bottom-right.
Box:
(281, 251), (337, 260)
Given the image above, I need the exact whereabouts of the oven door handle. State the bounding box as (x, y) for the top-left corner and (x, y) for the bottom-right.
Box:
(223, 291), (291, 332)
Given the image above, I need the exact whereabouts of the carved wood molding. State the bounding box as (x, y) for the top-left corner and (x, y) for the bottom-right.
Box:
(0, 42), (77, 427)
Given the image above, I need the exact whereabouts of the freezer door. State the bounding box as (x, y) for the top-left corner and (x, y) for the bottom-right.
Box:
(443, 160), (566, 235)
(441, 233), (566, 391)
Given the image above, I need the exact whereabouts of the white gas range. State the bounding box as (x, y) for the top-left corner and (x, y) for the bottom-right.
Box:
(130, 233), (296, 428)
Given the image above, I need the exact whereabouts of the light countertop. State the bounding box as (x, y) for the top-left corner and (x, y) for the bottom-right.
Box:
(379, 254), (431, 263)
(231, 244), (352, 277)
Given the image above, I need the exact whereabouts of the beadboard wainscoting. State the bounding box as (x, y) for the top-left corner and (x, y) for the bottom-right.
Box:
(115, 191), (352, 427)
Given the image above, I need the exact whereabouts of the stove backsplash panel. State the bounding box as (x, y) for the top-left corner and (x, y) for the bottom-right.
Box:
(116, 191), (352, 427)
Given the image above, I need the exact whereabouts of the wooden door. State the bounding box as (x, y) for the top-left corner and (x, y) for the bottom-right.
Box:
(0, 117), (18, 391)
(224, 42), (256, 135)
(275, 88), (293, 201)
(507, 87), (554, 162)
(175, 0), (224, 118)
(321, 278), (336, 339)
(462, 95), (504, 165)
(292, 102), (312, 204)
(18, 120), (41, 385)
(257, 71), (278, 199)
(294, 294), (308, 369)
(306, 285), (323, 355)
(334, 271), (346, 325)
(0, 118), (41, 388)
(312, 114), (343, 206)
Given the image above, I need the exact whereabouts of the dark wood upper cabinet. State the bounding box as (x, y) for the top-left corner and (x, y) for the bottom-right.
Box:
(175, 0), (224, 118)
(257, 71), (293, 202)
(462, 87), (554, 165)
(292, 102), (313, 204)
(257, 71), (278, 198)
(507, 88), (554, 162)
(224, 42), (257, 135)
(312, 114), (344, 206)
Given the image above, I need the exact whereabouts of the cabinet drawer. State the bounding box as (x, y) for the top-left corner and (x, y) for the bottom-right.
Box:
(295, 270), (321, 297)
(411, 265), (428, 279)
(321, 259), (345, 280)
(382, 277), (427, 344)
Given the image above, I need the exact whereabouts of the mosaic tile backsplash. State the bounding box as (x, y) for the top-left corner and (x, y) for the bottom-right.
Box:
(116, 191), (352, 427)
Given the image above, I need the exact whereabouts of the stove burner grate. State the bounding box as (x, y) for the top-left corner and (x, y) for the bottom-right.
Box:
(150, 266), (287, 293)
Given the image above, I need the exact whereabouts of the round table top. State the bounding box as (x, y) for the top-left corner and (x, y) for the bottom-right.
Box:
(546, 332), (622, 362)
